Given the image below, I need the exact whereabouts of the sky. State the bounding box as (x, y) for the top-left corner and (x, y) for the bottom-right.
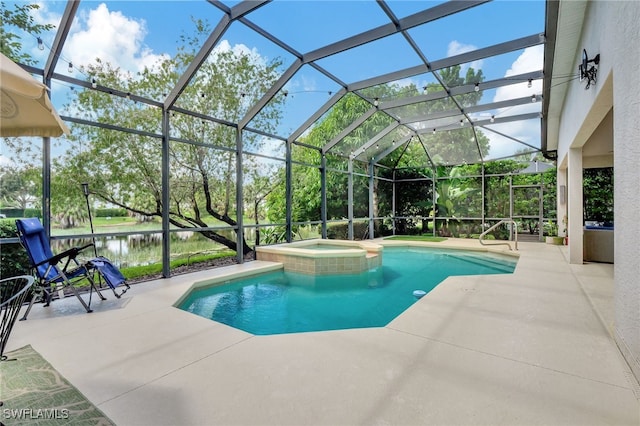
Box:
(8, 0), (548, 162)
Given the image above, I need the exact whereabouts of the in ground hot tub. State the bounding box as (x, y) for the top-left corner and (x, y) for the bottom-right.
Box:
(256, 239), (383, 275)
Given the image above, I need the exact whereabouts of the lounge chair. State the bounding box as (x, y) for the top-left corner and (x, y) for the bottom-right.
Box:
(15, 218), (129, 320)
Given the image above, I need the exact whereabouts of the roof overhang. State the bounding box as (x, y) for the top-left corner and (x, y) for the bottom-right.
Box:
(542, 0), (589, 157)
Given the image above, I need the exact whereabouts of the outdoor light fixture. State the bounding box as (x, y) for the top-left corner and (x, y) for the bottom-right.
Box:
(474, 83), (480, 92)
(460, 119), (464, 127)
(531, 94), (537, 102)
(373, 98), (379, 106)
(91, 78), (97, 89)
(433, 128), (436, 134)
(527, 79), (532, 88)
(579, 49), (600, 89)
(37, 37), (44, 51)
(490, 115), (495, 123)
(68, 62), (73, 73)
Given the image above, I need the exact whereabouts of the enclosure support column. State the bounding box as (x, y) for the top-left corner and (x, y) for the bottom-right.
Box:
(42, 136), (51, 237)
(368, 161), (374, 239)
(432, 166), (437, 237)
(161, 109), (171, 278)
(285, 142), (293, 242)
(236, 128), (244, 263)
(392, 170), (396, 235)
(567, 148), (583, 264)
(539, 182), (544, 242)
(347, 159), (354, 240)
(321, 154), (327, 239)
(481, 163), (486, 230)
(42, 77), (52, 236)
(509, 175), (514, 240)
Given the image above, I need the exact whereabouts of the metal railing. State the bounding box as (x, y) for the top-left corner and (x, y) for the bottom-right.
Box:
(479, 219), (518, 251)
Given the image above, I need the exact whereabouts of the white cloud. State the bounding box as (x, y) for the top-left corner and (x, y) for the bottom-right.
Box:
(484, 45), (544, 159)
(62, 3), (168, 76)
(33, 1), (62, 30)
(447, 40), (483, 71)
(495, 44), (544, 102)
(210, 39), (264, 66)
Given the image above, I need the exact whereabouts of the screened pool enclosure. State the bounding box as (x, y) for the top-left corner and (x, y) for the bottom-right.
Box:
(0, 1), (558, 277)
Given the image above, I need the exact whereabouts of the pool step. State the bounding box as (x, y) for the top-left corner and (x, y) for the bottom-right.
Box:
(444, 253), (516, 273)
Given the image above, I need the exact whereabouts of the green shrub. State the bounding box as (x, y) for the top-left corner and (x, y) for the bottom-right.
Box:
(24, 208), (42, 218)
(95, 208), (128, 217)
(384, 235), (447, 242)
(0, 219), (31, 279)
(326, 222), (369, 240)
(0, 208), (23, 218)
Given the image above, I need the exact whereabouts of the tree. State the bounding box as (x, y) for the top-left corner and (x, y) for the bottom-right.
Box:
(48, 19), (284, 254)
(266, 66), (488, 228)
(0, 166), (40, 209)
(0, 1), (54, 64)
(583, 167), (613, 223)
(243, 167), (282, 246)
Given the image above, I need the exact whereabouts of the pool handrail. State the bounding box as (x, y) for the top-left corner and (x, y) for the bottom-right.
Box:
(479, 219), (518, 251)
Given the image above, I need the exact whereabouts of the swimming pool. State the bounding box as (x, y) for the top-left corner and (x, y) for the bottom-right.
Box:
(178, 246), (517, 335)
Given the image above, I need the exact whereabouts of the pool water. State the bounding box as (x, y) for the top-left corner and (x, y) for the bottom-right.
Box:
(178, 247), (516, 335)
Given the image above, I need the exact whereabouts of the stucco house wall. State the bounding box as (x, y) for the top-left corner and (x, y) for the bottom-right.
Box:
(556, 0), (640, 382)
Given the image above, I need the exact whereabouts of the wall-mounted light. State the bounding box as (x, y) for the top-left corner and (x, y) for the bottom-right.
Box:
(579, 49), (600, 89)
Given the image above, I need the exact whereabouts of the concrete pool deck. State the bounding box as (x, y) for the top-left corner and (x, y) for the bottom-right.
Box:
(5, 239), (639, 425)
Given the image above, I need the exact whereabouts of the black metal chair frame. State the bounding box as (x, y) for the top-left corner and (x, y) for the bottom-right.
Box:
(16, 218), (108, 320)
(0, 275), (34, 361)
(19, 245), (109, 320)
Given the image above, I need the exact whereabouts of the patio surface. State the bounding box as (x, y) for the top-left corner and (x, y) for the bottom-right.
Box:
(5, 239), (639, 425)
